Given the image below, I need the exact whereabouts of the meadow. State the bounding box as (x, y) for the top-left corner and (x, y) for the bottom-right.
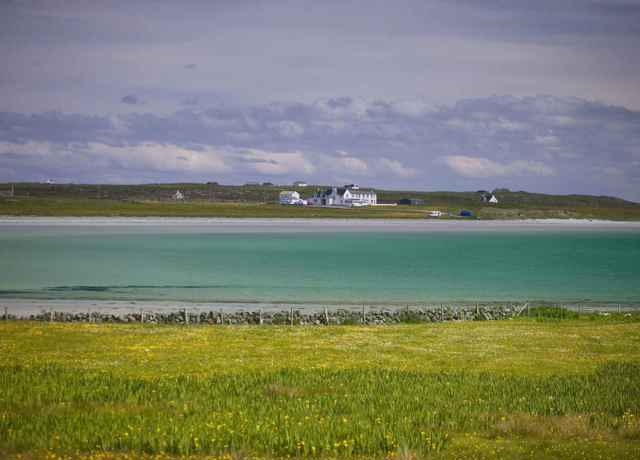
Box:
(1, 315), (640, 459)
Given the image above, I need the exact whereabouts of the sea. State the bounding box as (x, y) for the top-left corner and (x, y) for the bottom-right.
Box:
(1, 218), (639, 313)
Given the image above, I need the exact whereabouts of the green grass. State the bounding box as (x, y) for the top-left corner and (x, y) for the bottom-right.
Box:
(0, 198), (429, 219)
(1, 319), (640, 459)
(3, 196), (640, 220)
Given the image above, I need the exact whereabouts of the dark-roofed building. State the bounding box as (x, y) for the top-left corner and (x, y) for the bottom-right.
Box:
(398, 198), (425, 205)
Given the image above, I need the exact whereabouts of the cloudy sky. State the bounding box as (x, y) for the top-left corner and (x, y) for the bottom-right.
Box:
(1, 1), (640, 200)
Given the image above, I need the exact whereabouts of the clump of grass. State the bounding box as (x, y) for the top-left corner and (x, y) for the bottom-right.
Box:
(529, 306), (580, 320)
(492, 413), (607, 439)
(264, 383), (304, 398)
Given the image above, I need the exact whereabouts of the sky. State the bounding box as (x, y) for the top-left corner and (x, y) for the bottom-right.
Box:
(1, 1), (640, 201)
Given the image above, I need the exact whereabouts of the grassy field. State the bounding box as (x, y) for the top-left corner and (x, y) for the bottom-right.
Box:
(3, 197), (640, 220)
(1, 316), (640, 459)
(0, 198), (427, 219)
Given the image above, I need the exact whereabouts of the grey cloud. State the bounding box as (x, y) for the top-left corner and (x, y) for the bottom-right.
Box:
(121, 95), (142, 105)
(1, 95), (640, 200)
(181, 97), (199, 106)
(184, 63), (197, 70)
(2, 0), (640, 115)
(444, 0), (640, 42)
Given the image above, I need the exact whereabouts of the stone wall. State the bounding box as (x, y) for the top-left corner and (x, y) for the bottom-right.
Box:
(3, 305), (523, 325)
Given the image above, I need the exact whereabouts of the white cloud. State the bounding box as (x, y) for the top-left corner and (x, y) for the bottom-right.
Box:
(389, 100), (435, 118)
(270, 121), (304, 138)
(534, 135), (559, 146)
(3, 94), (640, 201)
(86, 142), (230, 174)
(443, 155), (555, 177)
(377, 157), (418, 178)
(240, 148), (315, 175)
(545, 115), (578, 126)
(314, 97), (370, 119)
(338, 156), (369, 174)
(491, 118), (526, 131)
(602, 166), (624, 176)
(0, 141), (55, 156)
(325, 153), (370, 176)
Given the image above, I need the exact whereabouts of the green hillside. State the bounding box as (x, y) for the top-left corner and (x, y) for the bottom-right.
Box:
(1, 182), (640, 220)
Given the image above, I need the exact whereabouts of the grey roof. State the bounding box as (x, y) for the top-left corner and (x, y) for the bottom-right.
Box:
(315, 187), (376, 197)
(344, 188), (375, 194)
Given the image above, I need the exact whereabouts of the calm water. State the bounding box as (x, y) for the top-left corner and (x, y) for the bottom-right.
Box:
(1, 221), (639, 305)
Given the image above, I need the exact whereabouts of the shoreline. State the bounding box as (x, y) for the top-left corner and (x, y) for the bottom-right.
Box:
(2, 216), (640, 233)
(1, 298), (637, 318)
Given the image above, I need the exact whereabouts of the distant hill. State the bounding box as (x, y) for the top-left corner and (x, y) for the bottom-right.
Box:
(1, 182), (639, 220)
(377, 189), (640, 209)
(2, 182), (638, 207)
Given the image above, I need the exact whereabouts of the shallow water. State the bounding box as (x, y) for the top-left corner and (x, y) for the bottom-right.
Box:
(1, 219), (639, 306)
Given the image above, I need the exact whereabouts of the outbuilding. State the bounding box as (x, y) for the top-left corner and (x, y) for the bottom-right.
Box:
(398, 198), (425, 205)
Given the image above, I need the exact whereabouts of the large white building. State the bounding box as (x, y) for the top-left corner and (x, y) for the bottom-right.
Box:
(309, 185), (377, 207)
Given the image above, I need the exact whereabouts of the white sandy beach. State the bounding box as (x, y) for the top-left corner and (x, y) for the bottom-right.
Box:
(2, 216), (640, 233)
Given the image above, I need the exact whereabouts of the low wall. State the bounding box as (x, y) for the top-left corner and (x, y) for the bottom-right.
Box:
(1, 305), (522, 325)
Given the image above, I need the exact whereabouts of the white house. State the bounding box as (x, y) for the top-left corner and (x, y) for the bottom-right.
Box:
(309, 185), (377, 207)
(173, 190), (184, 200)
(293, 181), (308, 187)
(479, 191), (499, 204)
(279, 190), (306, 205)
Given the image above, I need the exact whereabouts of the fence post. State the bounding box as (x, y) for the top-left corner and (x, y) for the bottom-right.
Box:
(618, 304), (621, 314)
(526, 303), (530, 317)
(184, 308), (188, 325)
(3, 307), (8, 320)
(259, 308), (263, 325)
(362, 305), (366, 324)
(140, 308), (144, 324)
(50, 310), (54, 322)
(324, 307), (329, 325)
(475, 303), (479, 318)
(290, 307), (294, 326)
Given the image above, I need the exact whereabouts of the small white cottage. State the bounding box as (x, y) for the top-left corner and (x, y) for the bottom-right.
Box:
(279, 190), (305, 205)
(478, 191), (499, 204)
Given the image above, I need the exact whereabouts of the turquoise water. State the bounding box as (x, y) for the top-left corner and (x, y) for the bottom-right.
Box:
(1, 226), (639, 305)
